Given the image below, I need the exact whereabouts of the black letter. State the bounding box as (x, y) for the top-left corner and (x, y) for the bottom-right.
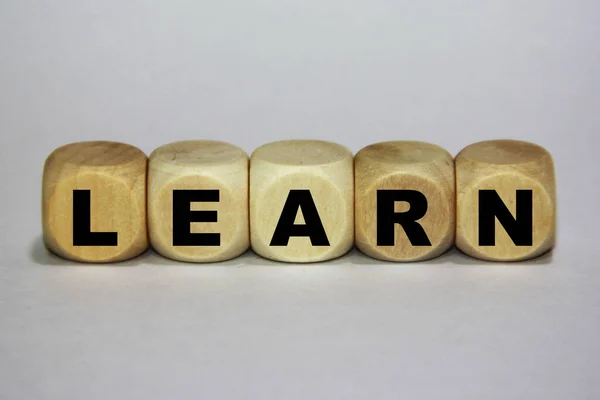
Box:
(376, 190), (432, 246)
(73, 190), (118, 246)
(270, 190), (330, 246)
(173, 190), (220, 246)
(478, 190), (532, 246)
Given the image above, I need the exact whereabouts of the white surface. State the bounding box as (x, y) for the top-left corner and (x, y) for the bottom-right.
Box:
(1, 0), (599, 399)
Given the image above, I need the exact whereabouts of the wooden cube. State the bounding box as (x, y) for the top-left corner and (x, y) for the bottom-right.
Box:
(355, 141), (455, 261)
(42, 141), (148, 263)
(148, 141), (249, 262)
(250, 140), (354, 262)
(456, 140), (556, 261)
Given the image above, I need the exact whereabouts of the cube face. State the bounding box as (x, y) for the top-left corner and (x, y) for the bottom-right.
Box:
(148, 141), (249, 262)
(355, 141), (455, 261)
(456, 140), (556, 261)
(42, 142), (148, 263)
(250, 140), (354, 262)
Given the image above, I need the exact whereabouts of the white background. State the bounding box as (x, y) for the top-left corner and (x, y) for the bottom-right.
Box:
(1, 1), (599, 399)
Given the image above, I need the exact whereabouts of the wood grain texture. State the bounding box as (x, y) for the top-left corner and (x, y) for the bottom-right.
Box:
(456, 140), (556, 261)
(148, 140), (249, 262)
(42, 141), (148, 262)
(355, 141), (455, 261)
(250, 140), (354, 262)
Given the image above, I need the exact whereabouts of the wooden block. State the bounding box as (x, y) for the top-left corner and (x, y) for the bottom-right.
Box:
(42, 141), (148, 262)
(250, 140), (354, 262)
(456, 140), (556, 261)
(355, 141), (455, 261)
(148, 141), (249, 262)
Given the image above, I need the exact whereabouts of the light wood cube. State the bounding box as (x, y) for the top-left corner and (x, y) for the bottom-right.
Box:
(42, 141), (148, 263)
(456, 140), (556, 261)
(250, 140), (354, 262)
(148, 141), (249, 262)
(355, 141), (455, 261)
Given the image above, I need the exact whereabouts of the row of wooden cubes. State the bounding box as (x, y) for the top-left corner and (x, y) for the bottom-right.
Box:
(42, 139), (556, 264)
